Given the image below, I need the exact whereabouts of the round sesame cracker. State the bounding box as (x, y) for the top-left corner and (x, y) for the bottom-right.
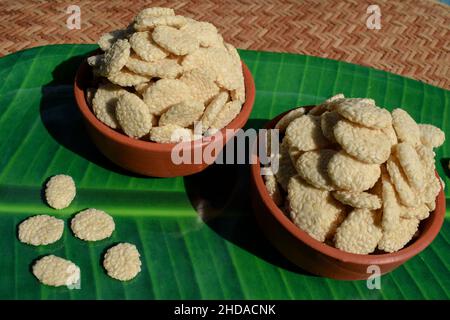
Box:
(99, 39), (130, 76)
(152, 25), (200, 56)
(116, 92), (154, 138)
(92, 83), (127, 129)
(103, 243), (141, 281)
(201, 91), (229, 131)
(285, 115), (330, 152)
(18, 215), (64, 246)
(210, 100), (241, 130)
(334, 209), (382, 254)
(159, 100), (205, 127)
(180, 21), (223, 47)
(126, 55), (182, 78)
(401, 204), (430, 220)
(422, 175), (441, 210)
(392, 108), (421, 146)
(134, 7), (175, 21)
(320, 111), (342, 144)
(149, 124), (193, 143)
(378, 217), (419, 253)
(419, 124), (445, 148)
(333, 119), (391, 164)
(287, 176), (346, 242)
(294, 149), (337, 191)
(381, 176), (401, 232)
(335, 98), (392, 129)
(182, 47), (241, 90)
(415, 145), (436, 206)
(107, 68), (151, 87)
(143, 79), (193, 116)
(180, 68), (220, 104)
(33, 255), (80, 287)
(45, 174), (76, 210)
(386, 155), (420, 207)
(129, 31), (169, 62)
(134, 15), (190, 31)
(71, 208), (115, 241)
(394, 142), (425, 192)
(328, 150), (381, 192)
(332, 190), (381, 210)
(224, 42), (241, 66)
(415, 144), (436, 174)
(274, 107), (306, 133)
(274, 139), (297, 191)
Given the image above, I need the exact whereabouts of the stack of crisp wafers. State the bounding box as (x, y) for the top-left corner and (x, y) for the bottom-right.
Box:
(87, 7), (245, 143)
(263, 95), (445, 254)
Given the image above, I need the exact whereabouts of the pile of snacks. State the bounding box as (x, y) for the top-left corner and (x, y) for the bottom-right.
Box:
(87, 7), (246, 143)
(264, 94), (445, 254)
(18, 174), (142, 287)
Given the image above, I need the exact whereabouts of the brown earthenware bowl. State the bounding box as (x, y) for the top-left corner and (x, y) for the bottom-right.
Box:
(74, 54), (255, 177)
(250, 109), (446, 280)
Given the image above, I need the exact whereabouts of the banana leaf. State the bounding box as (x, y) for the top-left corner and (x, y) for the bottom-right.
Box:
(0, 44), (448, 300)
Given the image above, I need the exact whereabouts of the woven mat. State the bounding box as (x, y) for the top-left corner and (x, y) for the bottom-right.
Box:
(1, 0), (449, 89)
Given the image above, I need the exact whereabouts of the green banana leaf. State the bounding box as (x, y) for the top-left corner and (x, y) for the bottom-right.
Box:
(0, 44), (449, 300)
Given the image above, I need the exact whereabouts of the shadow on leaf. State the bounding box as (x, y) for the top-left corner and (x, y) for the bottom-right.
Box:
(183, 146), (314, 276)
(39, 51), (146, 178)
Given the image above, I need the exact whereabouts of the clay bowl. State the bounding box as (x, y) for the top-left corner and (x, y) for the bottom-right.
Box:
(250, 108), (446, 280)
(74, 54), (255, 177)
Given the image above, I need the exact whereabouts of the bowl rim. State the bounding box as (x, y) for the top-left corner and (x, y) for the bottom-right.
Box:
(250, 108), (446, 265)
(74, 52), (255, 152)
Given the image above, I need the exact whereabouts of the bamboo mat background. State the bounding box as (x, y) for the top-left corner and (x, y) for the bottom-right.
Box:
(0, 0), (449, 89)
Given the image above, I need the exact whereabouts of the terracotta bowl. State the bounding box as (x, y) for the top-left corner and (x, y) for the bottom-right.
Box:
(74, 54), (255, 177)
(250, 109), (446, 280)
